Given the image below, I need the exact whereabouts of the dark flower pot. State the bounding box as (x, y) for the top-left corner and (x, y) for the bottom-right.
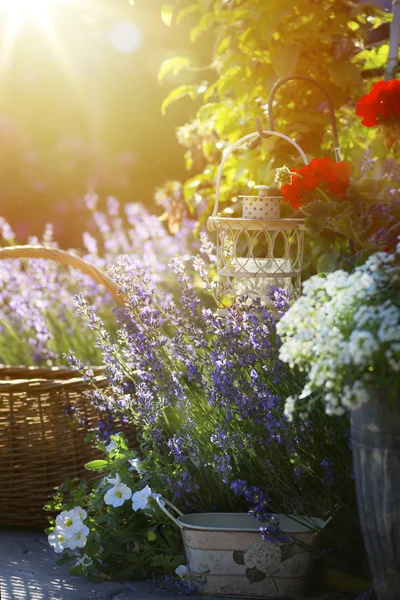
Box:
(351, 392), (400, 600)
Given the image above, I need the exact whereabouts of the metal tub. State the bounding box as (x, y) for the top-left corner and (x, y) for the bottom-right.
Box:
(157, 498), (330, 598)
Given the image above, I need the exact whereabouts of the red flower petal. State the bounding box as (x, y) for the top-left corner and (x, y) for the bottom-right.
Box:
(356, 79), (400, 127)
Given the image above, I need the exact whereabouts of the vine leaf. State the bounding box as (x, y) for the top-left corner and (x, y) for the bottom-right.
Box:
(233, 550), (245, 565)
(158, 57), (190, 81)
(161, 5), (173, 27)
(280, 544), (295, 562)
(270, 42), (301, 78)
(246, 567), (266, 583)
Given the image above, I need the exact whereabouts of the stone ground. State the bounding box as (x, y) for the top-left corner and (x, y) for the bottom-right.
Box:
(0, 529), (207, 600)
(0, 529), (364, 600)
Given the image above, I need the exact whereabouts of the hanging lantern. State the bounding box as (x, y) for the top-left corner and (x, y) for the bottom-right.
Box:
(208, 130), (307, 310)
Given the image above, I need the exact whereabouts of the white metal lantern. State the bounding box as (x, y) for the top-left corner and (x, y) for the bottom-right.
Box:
(208, 130), (308, 309)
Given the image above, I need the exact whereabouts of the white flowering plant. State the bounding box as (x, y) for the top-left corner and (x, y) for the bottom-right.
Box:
(277, 243), (400, 420)
(45, 433), (189, 587)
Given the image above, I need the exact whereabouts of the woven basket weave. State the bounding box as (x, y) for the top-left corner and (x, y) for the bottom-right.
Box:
(0, 245), (125, 527)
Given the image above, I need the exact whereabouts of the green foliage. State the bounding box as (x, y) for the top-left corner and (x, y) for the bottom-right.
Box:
(158, 0), (391, 272)
(46, 434), (185, 583)
(84, 460), (109, 471)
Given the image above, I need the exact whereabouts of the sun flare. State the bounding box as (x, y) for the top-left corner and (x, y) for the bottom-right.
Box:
(0, 0), (59, 20)
(0, 0), (70, 84)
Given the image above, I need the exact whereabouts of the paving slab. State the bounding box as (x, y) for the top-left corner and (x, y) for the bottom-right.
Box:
(0, 530), (357, 600)
(0, 530), (210, 600)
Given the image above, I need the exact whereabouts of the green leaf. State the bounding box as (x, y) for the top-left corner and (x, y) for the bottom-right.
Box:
(270, 42), (301, 78)
(258, 2), (291, 43)
(177, 3), (201, 25)
(161, 85), (198, 114)
(317, 249), (340, 273)
(216, 36), (230, 55)
(327, 61), (361, 92)
(246, 567), (266, 583)
(280, 544), (296, 562)
(362, 43), (389, 71)
(233, 550), (245, 565)
(158, 56), (190, 81)
(346, 178), (387, 203)
(161, 4), (173, 27)
(302, 199), (332, 235)
(301, 199), (332, 220)
(190, 12), (216, 42)
(84, 459), (108, 471)
(330, 214), (362, 245)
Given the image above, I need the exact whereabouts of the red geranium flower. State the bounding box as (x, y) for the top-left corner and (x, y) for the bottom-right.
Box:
(356, 80), (400, 147)
(356, 79), (400, 127)
(280, 157), (351, 210)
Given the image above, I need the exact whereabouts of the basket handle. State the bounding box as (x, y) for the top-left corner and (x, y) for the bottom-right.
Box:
(0, 245), (125, 308)
(156, 496), (184, 529)
(212, 130), (309, 220)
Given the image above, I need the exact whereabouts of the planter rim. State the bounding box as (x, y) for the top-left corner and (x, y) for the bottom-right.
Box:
(176, 512), (325, 533)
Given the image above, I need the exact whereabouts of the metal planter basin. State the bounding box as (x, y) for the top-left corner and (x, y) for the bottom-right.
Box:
(157, 498), (330, 599)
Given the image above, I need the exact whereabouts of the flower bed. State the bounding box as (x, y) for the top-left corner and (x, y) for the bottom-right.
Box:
(45, 254), (357, 588)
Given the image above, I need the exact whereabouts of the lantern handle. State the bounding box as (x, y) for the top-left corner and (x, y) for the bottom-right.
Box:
(266, 75), (341, 162)
(212, 130), (308, 219)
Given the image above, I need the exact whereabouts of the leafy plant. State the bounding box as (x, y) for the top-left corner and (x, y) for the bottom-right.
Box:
(48, 251), (361, 579)
(157, 0), (392, 272)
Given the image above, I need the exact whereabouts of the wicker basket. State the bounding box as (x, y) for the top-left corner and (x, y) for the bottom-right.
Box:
(0, 245), (125, 527)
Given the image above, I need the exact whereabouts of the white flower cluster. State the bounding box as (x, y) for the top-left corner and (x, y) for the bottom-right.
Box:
(48, 507), (89, 554)
(49, 482), (161, 554)
(277, 243), (400, 418)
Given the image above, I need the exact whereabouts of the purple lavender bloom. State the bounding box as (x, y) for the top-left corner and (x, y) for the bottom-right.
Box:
(260, 524), (291, 544)
(321, 458), (335, 487)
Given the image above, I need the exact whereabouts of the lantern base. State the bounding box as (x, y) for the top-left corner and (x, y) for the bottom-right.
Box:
(216, 273), (301, 311)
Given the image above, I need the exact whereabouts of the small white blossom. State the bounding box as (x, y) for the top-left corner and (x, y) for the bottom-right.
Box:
(55, 508), (86, 535)
(104, 473), (121, 486)
(104, 482), (132, 507)
(48, 528), (69, 554)
(175, 564), (190, 581)
(128, 458), (144, 474)
(347, 330), (379, 367)
(278, 243), (400, 416)
(131, 485), (161, 512)
(68, 525), (90, 550)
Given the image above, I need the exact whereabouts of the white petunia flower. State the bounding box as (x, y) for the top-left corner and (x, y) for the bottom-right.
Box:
(128, 458), (144, 474)
(104, 482), (132, 507)
(71, 506), (87, 521)
(131, 485), (161, 512)
(175, 564), (190, 581)
(48, 527), (69, 554)
(104, 473), (121, 486)
(67, 525), (90, 550)
(55, 508), (86, 535)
